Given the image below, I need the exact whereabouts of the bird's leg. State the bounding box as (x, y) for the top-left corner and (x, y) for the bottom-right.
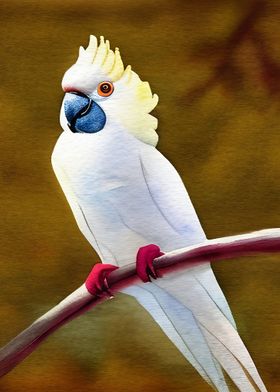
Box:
(85, 263), (119, 297)
(136, 244), (165, 283)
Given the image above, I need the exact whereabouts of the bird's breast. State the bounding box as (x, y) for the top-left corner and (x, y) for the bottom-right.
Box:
(52, 129), (194, 265)
(52, 129), (142, 199)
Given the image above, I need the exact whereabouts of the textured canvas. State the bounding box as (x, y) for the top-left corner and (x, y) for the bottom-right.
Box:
(0, 1), (279, 391)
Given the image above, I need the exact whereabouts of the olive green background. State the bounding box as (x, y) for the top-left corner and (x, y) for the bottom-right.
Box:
(0, 0), (279, 391)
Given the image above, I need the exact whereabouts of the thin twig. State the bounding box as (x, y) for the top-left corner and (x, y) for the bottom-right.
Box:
(0, 228), (279, 377)
(185, 0), (266, 102)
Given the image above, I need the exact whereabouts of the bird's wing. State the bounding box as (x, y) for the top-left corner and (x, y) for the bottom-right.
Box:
(138, 144), (236, 326)
(138, 144), (206, 241)
(51, 156), (115, 263)
(121, 146), (267, 392)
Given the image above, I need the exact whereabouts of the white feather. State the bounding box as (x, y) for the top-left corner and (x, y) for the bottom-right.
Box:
(53, 38), (268, 389)
(52, 122), (267, 391)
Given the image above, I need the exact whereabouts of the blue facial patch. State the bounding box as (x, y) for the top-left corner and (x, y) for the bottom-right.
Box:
(64, 92), (106, 133)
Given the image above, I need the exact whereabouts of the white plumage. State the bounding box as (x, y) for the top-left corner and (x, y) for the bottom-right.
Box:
(52, 36), (267, 392)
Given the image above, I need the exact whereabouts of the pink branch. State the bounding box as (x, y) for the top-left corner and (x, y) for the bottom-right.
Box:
(0, 228), (279, 377)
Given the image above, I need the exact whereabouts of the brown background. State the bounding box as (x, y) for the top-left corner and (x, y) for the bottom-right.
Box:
(0, 0), (279, 391)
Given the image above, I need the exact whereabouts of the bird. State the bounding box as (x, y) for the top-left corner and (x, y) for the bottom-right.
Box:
(51, 35), (267, 392)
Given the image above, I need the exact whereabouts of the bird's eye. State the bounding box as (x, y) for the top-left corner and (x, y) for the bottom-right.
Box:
(97, 81), (114, 97)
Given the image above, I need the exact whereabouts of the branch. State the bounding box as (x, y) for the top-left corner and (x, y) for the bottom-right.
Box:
(0, 228), (279, 377)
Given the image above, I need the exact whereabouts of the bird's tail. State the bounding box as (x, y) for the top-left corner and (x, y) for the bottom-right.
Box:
(122, 262), (267, 392)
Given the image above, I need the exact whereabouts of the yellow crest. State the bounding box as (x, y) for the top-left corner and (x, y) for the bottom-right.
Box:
(73, 36), (159, 146)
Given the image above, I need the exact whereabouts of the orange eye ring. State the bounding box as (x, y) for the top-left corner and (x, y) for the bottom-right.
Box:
(97, 81), (114, 97)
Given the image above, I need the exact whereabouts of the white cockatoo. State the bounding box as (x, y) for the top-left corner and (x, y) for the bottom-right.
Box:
(52, 36), (267, 392)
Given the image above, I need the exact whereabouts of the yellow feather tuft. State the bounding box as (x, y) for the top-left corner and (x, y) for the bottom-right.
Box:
(103, 49), (115, 74)
(122, 65), (132, 84)
(85, 35), (98, 58)
(74, 35), (159, 145)
(137, 81), (153, 100)
(76, 46), (92, 64)
(109, 48), (124, 81)
(93, 36), (108, 66)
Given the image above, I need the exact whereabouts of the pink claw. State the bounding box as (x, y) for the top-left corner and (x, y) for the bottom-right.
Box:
(136, 244), (164, 283)
(85, 263), (119, 296)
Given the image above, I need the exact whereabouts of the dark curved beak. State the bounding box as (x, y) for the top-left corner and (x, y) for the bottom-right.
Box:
(63, 91), (106, 134)
(64, 92), (93, 133)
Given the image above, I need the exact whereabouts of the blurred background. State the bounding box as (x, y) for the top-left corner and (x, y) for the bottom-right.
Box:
(0, 0), (279, 391)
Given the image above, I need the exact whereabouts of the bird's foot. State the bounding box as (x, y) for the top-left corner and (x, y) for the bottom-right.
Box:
(136, 244), (164, 283)
(85, 263), (118, 297)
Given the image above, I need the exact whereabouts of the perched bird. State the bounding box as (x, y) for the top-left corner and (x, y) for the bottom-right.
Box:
(52, 35), (267, 392)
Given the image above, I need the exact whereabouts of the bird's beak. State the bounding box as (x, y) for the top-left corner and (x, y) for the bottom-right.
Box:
(63, 91), (106, 134)
(64, 92), (92, 133)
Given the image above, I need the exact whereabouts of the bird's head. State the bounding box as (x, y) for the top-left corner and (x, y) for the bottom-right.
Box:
(60, 35), (159, 145)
